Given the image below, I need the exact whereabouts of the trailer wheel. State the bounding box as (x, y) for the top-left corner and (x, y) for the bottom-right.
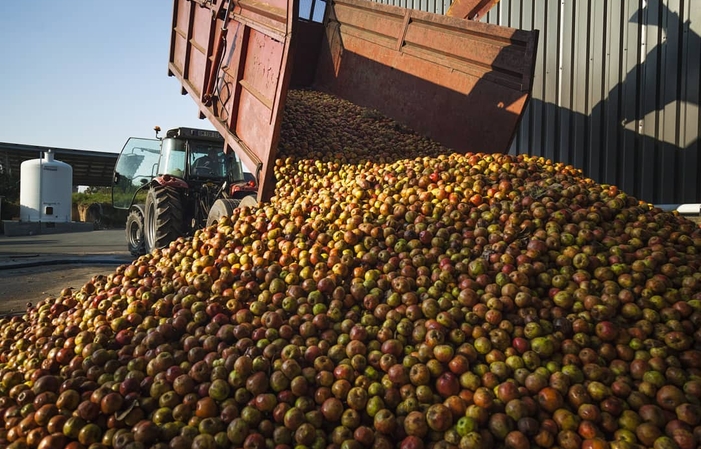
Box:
(125, 209), (146, 256)
(206, 195), (257, 227)
(145, 185), (184, 252)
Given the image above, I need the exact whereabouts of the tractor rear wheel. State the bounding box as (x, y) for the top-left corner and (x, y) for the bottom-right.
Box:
(144, 185), (184, 252)
(125, 208), (145, 256)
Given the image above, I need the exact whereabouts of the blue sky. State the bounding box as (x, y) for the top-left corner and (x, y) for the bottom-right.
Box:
(0, 1), (216, 155)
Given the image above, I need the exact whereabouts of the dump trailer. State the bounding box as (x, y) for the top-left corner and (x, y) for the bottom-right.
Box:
(168, 0), (539, 203)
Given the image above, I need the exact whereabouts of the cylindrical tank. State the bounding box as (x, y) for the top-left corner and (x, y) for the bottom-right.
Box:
(20, 150), (73, 222)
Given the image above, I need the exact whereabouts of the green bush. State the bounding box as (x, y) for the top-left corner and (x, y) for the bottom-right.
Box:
(72, 191), (112, 207)
(72, 188), (126, 229)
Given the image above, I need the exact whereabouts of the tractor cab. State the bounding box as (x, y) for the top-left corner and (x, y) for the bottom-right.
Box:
(160, 127), (246, 183)
(155, 135), (227, 179)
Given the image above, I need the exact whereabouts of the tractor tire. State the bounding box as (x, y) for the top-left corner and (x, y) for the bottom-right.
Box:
(206, 199), (238, 228)
(239, 194), (258, 208)
(144, 185), (184, 252)
(206, 195), (258, 227)
(125, 208), (146, 256)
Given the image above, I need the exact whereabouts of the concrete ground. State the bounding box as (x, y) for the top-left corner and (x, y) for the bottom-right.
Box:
(0, 229), (134, 314)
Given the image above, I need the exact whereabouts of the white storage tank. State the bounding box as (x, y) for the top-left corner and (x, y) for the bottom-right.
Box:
(20, 150), (73, 222)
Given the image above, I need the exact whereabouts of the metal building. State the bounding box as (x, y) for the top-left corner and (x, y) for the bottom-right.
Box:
(0, 142), (118, 187)
(373, 0), (700, 205)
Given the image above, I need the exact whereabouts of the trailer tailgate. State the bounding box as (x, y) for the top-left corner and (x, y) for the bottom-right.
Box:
(315, 0), (538, 155)
(168, 0), (294, 201)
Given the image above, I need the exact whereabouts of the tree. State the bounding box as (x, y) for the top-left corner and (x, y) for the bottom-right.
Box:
(0, 166), (19, 203)
(84, 186), (111, 195)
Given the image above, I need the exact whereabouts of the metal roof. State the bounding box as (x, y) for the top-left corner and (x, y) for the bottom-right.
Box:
(0, 142), (118, 187)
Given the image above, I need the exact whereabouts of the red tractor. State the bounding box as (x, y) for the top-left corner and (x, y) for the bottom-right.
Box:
(112, 127), (256, 256)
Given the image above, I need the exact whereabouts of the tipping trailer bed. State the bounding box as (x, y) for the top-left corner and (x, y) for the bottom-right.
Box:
(168, 0), (539, 201)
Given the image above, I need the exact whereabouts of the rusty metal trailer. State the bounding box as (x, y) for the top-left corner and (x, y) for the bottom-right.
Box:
(168, 0), (539, 202)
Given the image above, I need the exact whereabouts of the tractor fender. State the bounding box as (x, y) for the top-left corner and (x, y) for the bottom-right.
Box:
(129, 203), (146, 217)
(153, 175), (188, 189)
(230, 182), (257, 196)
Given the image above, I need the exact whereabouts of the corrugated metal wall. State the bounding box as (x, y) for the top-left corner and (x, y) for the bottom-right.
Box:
(372, 0), (701, 204)
(484, 0), (701, 205)
(373, 0), (452, 14)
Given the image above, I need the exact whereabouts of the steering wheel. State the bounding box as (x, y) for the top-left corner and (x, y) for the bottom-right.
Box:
(196, 166), (215, 176)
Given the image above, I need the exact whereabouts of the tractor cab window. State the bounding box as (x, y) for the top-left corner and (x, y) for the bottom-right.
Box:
(159, 138), (187, 177)
(189, 142), (226, 178)
(112, 138), (161, 209)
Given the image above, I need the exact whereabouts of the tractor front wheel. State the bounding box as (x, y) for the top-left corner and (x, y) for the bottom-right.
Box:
(125, 208), (146, 256)
(144, 185), (184, 252)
